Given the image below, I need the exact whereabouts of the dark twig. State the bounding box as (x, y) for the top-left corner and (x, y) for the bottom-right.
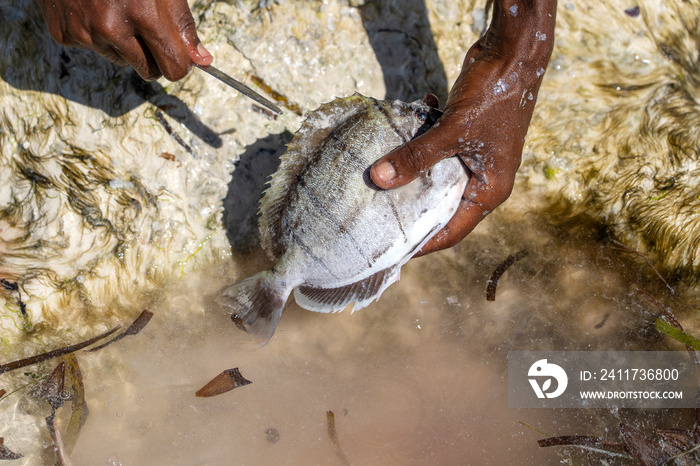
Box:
(154, 108), (194, 155)
(0, 327), (120, 375)
(486, 249), (528, 301)
(611, 239), (674, 293)
(326, 410), (350, 466)
(538, 435), (631, 457)
(594, 312), (611, 329)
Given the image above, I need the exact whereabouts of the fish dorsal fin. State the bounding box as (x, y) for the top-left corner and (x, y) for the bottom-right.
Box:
(293, 265), (400, 313)
(259, 94), (372, 261)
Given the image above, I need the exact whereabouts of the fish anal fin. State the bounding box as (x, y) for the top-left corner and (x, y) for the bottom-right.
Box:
(293, 266), (399, 313)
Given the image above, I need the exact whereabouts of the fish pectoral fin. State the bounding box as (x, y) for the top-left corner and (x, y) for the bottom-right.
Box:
(293, 266), (400, 314)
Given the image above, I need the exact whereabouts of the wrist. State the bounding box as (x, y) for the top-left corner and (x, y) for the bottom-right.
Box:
(488, 0), (557, 68)
(448, 0), (556, 103)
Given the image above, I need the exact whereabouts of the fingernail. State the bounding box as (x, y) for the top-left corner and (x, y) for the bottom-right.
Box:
(373, 161), (396, 183)
(197, 42), (213, 63)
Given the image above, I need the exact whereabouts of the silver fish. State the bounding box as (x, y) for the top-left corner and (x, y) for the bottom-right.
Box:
(217, 94), (469, 344)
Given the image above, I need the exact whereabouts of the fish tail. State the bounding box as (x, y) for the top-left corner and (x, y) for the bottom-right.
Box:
(216, 269), (289, 346)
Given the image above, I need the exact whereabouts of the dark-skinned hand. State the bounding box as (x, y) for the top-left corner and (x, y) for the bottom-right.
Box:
(370, 0), (557, 256)
(37, 0), (213, 81)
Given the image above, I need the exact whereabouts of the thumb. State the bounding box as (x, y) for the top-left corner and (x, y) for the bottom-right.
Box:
(172, 1), (213, 66)
(370, 128), (456, 189)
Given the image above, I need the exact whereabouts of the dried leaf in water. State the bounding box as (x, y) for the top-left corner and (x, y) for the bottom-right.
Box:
(42, 362), (68, 450)
(88, 310), (153, 352)
(41, 362), (66, 411)
(52, 426), (73, 466)
(486, 249), (528, 301)
(0, 438), (22, 460)
(63, 354), (88, 454)
(122, 310), (154, 336)
(195, 368), (252, 397)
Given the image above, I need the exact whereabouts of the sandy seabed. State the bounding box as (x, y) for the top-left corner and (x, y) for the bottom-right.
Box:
(42, 202), (700, 465)
(1, 0), (699, 464)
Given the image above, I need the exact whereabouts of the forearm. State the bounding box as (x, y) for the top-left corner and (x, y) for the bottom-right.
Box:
(488, 0), (557, 63)
(448, 0), (557, 109)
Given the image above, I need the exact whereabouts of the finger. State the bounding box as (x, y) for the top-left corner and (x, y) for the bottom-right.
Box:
(100, 46), (129, 67)
(129, 0), (201, 81)
(86, 36), (161, 81)
(78, 7), (158, 78)
(91, 18), (160, 78)
(110, 37), (161, 80)
(370, 124), (459, 190)
(415, 199), (487, 257)
(415, 166), (516, 257)
(38, 0), (71, 46)
(192, 41), (214, 67)
(170, 2), (213, 66)
(90, 32), (161, 79)
(137, 15), (191, 81)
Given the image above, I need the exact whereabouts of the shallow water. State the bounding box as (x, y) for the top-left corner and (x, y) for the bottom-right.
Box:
(2, 0), (699, 463)
(50, 201), (695, 465)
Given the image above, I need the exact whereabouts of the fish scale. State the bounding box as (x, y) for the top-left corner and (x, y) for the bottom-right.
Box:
(217, 93), (469, 344)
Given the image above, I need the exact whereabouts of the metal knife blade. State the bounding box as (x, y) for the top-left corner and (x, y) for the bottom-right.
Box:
(195, 64), (282, 115)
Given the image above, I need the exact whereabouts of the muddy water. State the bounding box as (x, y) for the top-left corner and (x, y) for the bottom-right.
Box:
(2, 1), (699, 463)
(63, 198), (696, 465)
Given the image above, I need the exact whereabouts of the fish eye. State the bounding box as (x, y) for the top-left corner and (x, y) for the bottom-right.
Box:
(417, 111), (428, 122)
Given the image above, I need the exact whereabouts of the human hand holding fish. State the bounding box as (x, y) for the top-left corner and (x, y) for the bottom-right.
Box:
(216, 0), (557, 345)
(37, 0), (213, 81)
(370, 0), (557, 256)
